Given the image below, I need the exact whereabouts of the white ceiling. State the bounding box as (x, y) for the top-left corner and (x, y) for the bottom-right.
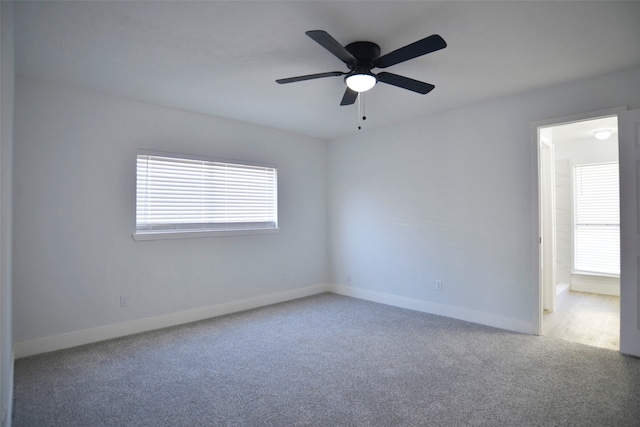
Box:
(549, 116), (618, 145)
(13, 1), (640, 140)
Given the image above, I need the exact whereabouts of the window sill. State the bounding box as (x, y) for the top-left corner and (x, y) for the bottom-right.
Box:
(132, 228), (279, 241)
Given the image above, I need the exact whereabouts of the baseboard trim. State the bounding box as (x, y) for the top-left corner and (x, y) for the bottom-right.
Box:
(14, 283), (535, 358)
(571, 276), (620, 296)
(14, 283), (331, 358)
(329, 284), (535, 334)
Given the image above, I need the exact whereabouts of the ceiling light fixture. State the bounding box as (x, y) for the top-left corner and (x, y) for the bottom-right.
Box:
(345, 72), (377, 92)
(593, 129), (613, 140)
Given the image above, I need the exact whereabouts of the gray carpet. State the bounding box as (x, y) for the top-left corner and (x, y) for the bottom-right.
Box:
(13, 293), (640, 426)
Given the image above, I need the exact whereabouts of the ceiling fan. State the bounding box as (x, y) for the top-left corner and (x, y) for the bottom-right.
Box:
(276, 30), (447, 106)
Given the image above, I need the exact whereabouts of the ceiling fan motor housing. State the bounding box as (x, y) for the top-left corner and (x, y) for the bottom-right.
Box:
(345, 41), (381, 70)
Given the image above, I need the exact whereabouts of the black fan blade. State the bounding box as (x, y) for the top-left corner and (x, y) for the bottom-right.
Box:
(377, 72), (435, 94)
(276, 71), (345, 84)
(306, 30), (356, 66)
(374, 34), (446, 69)
(340, 87), (358, 106)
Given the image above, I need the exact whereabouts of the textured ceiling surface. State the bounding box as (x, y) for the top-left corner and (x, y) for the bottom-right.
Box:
(13, 1), (640, 140)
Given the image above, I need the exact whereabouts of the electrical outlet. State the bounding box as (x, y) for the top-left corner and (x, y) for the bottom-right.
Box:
(346, 273), (352, 283)
(435, 280), (442, 291)
(120, 294), (129, 307)
(282, 272), (287, 281)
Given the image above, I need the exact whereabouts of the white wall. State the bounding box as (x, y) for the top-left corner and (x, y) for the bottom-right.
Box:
(11, 63), (640, 357)
(0, 2), (15, 425)
(12, 78), (329, 347)
(328, 66), (640, 333)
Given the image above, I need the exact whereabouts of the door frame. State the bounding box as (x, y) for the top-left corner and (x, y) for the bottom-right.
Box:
(531, 106), (627, 336)
(539, 136), (557, 315)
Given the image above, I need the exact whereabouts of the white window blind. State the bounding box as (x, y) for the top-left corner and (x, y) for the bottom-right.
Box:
(136, 153), (277, 235)
(574, 162), (619, 276)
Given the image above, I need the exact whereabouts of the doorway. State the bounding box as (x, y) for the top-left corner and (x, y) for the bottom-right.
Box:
(538, 115), (620, 350)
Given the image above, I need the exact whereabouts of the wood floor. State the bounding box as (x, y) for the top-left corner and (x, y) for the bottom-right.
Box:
(543, 288), (620, 351)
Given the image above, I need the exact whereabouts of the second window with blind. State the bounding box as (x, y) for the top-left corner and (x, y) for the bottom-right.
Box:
(573, 162), (619, 276)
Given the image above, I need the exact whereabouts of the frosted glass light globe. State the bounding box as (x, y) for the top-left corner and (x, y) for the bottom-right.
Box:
(345, 73), (377, 92)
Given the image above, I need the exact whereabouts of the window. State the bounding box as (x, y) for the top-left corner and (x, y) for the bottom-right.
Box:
(573, 162), (619, 276)
(135, 151), (277, 239)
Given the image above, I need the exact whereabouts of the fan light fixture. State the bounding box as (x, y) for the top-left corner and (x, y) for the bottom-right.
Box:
(345, 73), (377, 92)
(276, 31), (447, 106)
(593, 129), (613, 140)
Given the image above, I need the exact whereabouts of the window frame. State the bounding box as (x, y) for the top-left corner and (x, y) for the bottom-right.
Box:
(133, 150), (278, 241)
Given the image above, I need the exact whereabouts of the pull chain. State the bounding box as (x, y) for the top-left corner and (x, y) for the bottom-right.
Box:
(357, 93), (362, 130)
(357, 92), (367, 130)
